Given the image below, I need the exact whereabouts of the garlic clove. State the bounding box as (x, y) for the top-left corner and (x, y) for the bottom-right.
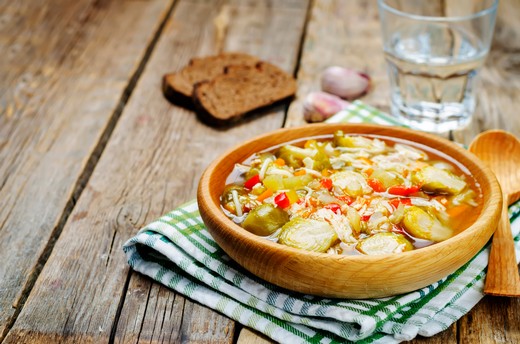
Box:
(303, 91), (350, 123)
(321, 66), (371, 100)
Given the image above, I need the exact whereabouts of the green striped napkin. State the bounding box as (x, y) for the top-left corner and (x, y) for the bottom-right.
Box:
(124, 101), (520, 343)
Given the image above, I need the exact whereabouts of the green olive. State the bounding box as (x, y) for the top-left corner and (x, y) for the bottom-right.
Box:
(242, 204), (289, 236)
(278, 218), (337, 253)
(356, 232), (414, 255)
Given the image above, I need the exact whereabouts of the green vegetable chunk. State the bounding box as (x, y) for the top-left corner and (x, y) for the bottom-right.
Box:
(276, 145), (313, 168)
(356, 232), (413, 255)
(242, 204), (289, 236)
(278, 218), (337, 253)
(221, 184), (247, 214)
(333, 130), (373, 148)
(402, 206), (453, 242)
(282, 174), (313, 190)
(263, 175), (285, 191)
(413, 166), (466, 195)
(370, 168), (402, 188)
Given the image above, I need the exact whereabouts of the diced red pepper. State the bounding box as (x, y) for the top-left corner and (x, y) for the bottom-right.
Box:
(361, 214), (372, 222)
(274, 192), (291, 209)
(244, 174), (261, 189)
(401, 198), (412, 206)
(320, 178), (333, 190)
(367, 178), (386, 192)
(390, 198), (412, 209)
(337, 195), (353, 205)
(324, 203), (342, 214)
(387, 185), (420, 196)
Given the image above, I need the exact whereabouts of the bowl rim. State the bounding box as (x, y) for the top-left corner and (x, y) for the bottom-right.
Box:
(198, 123), (501, 263)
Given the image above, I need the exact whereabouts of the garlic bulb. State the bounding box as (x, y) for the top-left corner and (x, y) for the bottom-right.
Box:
(303, 92), (350, 123)
(321, 66), (370, 100)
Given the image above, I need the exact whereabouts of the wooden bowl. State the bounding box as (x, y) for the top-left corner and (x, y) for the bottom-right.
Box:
(197, 124), (502, 298)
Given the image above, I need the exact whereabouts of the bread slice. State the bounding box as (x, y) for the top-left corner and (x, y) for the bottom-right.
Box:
(192, 62), (296, 126)
(162, 52), (259, 107)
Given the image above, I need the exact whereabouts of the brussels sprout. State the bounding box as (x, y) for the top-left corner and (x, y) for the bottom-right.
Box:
(242, 204), (289, 236)
(412, 166), (466, 195)
(221, 184), (247, 213)
(356, 232), (414, 255)
(245, 167), (260, 180)
(259, 152), (276, 162)
(312, 151), (331, 171)
(278, 218), (338, 253)
(276, 145), (314, 168)
(222, 184), (246, 201)
(331, 171), (371, 197)
(333, 131), (372, 148)
(402, 206), (453, 242)
(370, 168), (402, 188)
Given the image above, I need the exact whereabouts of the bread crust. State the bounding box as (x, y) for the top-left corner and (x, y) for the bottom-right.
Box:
(162, 52), (259, 108)
(192, 62), (296, 126)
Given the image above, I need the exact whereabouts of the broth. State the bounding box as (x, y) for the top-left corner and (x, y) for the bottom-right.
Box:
(221, 131), (482, 255)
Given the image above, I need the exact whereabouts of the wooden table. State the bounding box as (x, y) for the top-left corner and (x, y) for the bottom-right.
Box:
(1, 1), (519, 343)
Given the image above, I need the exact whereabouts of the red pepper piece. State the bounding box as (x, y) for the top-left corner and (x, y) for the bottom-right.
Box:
(337, 195), (353, 205)
(367, 178), (386, 192)
(320, 178), (333, 190)
(361, 214), (372, 222)
(324, 203), (342, 214)
(244, 174), (261, 189)
(387, 185), (420, 196)
(390, 198), (412, 209)
(274, 192), (291, 209)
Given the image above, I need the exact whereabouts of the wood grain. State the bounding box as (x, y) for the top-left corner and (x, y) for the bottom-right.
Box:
(2, 0), (309, 343)
(0, 0), (171, 340)
(459, 297), (520, 343)
(469, 130), (520, 296)
(285, 0), (389, 128)
(449, 0), (520, 144)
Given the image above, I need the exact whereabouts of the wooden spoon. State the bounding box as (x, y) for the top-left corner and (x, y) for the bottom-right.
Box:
(469, 130), (520, 296)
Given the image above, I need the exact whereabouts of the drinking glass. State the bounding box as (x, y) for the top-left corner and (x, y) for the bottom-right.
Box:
(378, 0), (498, 133)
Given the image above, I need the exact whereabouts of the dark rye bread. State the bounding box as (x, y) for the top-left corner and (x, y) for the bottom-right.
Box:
(192, 62), (296, 126)
(162, 52), (259, 107)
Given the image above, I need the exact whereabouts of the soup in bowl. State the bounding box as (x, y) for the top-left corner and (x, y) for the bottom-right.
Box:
(198, 124), (501, 298)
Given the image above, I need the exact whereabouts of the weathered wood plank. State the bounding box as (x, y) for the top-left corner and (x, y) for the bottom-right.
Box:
(285, 0), (389, 128)
(458, 297), (520, 343)
(3, 0), (309, 343)
(0, 0), (172, 340)
(114, 1), (309, 342)
(453, 0), (520, 144)
(236, 328), (272, 344)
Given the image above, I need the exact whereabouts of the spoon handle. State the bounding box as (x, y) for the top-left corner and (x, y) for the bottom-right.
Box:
(484, 196), (520, 296)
